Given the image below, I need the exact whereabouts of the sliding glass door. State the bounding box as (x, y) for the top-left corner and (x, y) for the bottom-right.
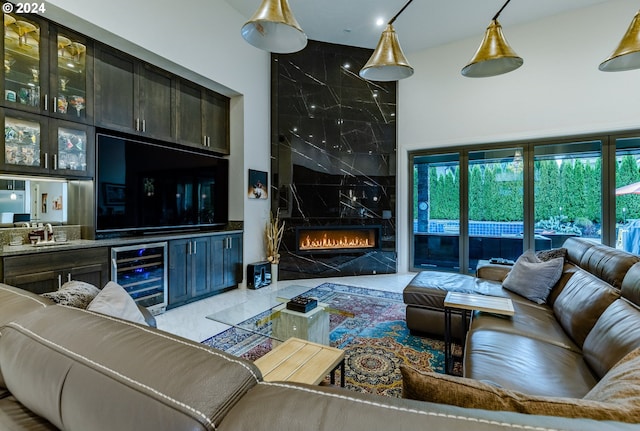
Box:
(616, 137), (640, 253)
(413, 153), (460, 271)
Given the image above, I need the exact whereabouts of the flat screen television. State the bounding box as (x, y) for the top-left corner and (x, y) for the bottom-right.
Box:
(96, 132), (229, 234)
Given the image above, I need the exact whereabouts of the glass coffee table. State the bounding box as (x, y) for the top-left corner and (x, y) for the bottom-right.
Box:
(206, 285), (348, 346)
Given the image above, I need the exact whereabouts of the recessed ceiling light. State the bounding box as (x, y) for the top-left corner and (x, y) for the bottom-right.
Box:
(376, 18), (384, 26)
(344, 63), (351, 69)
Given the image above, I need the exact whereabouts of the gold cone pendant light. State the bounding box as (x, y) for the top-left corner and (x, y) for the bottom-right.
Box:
(241, 0), (307, 54)
(359, 0), (414, 81)
(599, 10), (640, 72)
(462, 0), (523, 78)
(360, 24), (414, 81)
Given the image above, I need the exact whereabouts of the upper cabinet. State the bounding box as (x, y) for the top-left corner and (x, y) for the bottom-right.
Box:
(2, 11), (93, 124)
(94, 44), (174, 143)
(176, 79), (230, 155)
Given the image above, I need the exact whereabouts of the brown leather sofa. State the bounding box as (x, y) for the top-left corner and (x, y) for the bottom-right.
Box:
(404, 237), (640, 399)
(0, 277), (636, 430)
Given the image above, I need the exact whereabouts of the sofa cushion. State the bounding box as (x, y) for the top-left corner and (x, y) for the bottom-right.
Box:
(578, 243), (640, 288)
(502, 250), (563, 304)
(86, 281), (147, 325)
(400, 365), (639, 423)
(41, 280), (100, 309)
(0, 305), (261, 431)
(582, 299), (640, 378)
(464, 330), (597, 398)
(552, 269), (620, 347)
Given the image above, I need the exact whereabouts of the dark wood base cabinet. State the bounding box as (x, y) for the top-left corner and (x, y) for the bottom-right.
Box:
(168, 232), (242, 309)
(1, 247), (110, 294)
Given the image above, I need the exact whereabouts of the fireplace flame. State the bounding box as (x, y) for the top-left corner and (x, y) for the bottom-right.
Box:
(299, 229), (375, 251)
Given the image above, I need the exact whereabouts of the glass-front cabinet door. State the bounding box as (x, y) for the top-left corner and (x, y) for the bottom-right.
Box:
(2, 10), (48, 113)
(49, 25), (92, 123)
(50, 120), (94, 177)
(1, 109), (46, 173)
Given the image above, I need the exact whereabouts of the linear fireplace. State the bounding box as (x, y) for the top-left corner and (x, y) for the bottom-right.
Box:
(296, 226), (381, 253)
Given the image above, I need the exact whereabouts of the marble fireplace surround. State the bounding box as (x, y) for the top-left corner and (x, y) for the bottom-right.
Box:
(271, 41), (397, 280)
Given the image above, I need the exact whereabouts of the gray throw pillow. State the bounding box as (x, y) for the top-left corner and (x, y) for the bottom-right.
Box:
(502, 250), (563, 304)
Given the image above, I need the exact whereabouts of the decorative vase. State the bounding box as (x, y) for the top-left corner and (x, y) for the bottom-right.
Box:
(271, 263), (278, 285)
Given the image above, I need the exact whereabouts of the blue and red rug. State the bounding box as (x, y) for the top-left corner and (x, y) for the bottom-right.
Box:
(202, 283), (460, 397)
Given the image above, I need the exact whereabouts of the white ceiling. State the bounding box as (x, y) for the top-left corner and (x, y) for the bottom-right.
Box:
(224, 0), (613, 53)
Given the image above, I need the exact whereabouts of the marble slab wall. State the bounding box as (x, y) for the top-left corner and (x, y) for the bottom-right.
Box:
(271, 41), (397, 280)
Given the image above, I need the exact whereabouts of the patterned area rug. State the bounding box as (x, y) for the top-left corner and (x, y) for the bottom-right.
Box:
(202, 283), (461, 397)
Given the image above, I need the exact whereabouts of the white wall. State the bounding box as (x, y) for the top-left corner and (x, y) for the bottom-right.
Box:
(396, 0), (640, 272)
(45, 0), (272, 284)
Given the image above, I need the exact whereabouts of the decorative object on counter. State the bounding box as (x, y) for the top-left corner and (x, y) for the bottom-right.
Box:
(9, 235), (22, 246)
(265, 209), (284, 283)
(247, 261), (271, 289)
(286, 295), (317, 313)
(248, 169), (268, 199)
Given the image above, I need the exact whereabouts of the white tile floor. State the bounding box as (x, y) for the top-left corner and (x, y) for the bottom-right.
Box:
(155, 272), (416, 342)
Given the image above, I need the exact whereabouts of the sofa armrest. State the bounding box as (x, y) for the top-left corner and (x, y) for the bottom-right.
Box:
(476, 264), (511, 282)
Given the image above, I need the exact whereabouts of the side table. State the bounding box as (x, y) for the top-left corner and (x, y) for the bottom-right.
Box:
(443, 292), (514, 374)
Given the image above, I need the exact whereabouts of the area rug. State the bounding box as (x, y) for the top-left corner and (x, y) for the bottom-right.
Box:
(202, 283), (461, 397)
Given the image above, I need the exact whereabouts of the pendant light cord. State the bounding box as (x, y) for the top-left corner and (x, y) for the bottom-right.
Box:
(492, 0), (512, 21)
(389, 0), (414, 25)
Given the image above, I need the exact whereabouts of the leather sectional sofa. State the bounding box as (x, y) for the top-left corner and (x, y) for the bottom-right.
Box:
(0, 242), (637, 430)
(403, 237), (640, 421)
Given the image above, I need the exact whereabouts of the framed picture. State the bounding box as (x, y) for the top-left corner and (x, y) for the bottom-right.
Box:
(104, 183), (126, 205)
(248, 169), (268, 200)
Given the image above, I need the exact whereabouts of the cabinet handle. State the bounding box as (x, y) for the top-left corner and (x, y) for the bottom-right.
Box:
(52, 97), (57, 112)
(44, 153), (48, 169)
(53, 154), (58, 170)
(67, 273), (71, 282)
(188, 241), (192, 255)
(142, 119), (146, 132)
(136, 118), (140, 131)
(44, 94), (48, 111)
(203, 135), (207, 147)
(193, 240), (197, 254)
(207, 137), (211, 147)
(57, 274), (62, 290)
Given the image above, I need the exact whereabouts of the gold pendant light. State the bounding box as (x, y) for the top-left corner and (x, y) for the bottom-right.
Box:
(462, 0), (523, 78)
(599, 10), (640, 72)
(241, 0), (307, 54)
(359, 0), (414, 82)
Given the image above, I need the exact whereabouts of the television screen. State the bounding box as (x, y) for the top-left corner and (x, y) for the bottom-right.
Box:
(96, 133), (228, 233)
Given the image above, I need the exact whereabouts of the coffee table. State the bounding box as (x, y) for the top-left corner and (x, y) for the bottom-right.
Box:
(254, 337), (345, 386)
(206, 285), (341, 346)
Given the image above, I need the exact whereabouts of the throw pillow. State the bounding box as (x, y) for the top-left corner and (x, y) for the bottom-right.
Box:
(41, 280), (100, 309)
(87, 281), (148, 325)
(400, 365), (639, 423)
(583, 347), (640, 419)
(502, 250), (563, 304)
(536, 247), (567, 262)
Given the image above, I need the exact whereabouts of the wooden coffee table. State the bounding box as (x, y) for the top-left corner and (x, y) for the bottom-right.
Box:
(254, 337), (345, 386)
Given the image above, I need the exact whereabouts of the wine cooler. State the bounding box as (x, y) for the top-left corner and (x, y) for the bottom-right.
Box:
(111, 242), (168, 315)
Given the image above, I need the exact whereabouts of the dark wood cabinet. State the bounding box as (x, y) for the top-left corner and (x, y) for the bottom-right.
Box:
(168, 236), (212, 307)
(95, 45), (174, 141)
(176, 79), (230, 154)
(211, 233), (243, 292)
(202, 89), (230, 154)
(1, 247), (109, 294)
(168, 232), (242, 308)
(1, 108), (94, 177)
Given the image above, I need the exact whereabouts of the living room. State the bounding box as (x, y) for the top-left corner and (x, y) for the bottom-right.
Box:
(1, 0), (640, 429)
